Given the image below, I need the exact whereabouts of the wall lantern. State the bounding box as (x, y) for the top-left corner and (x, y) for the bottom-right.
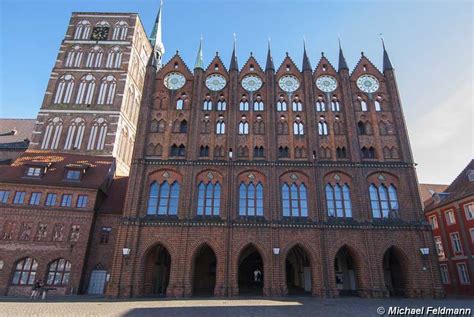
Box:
(419, 248), (429, 256)
(273, 248), (280, 255)
(122, 247), (131, 257)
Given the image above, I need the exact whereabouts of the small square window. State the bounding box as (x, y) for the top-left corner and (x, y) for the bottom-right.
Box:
(29, 192), (41, 205)
(26, 167), (42, 177)
(60, 194), (73, 207)
(465, 204), (474, 220)
(76, 195), (88, 208)
(65, 170), (81, 181)
(13, 191), (26, 204)
(45, 193), (57, 207)
(0, 190), (10, 203)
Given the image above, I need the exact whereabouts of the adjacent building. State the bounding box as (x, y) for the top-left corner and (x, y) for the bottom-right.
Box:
(424, 160), (474, 296)
(0, 119), (36, 164)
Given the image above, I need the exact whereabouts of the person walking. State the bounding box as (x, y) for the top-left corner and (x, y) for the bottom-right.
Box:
(30, 281), (40, 299)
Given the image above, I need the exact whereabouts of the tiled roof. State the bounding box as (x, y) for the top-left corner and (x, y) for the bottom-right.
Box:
(0, 118), (36, 148)
(98, 176), (128, 214)
(424, 160), (474, 211)
(419, 183), (449, 206)
(0, 150), (115, 190)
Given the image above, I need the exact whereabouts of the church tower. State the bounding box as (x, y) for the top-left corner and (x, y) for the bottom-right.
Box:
(28, 12), (154, 175)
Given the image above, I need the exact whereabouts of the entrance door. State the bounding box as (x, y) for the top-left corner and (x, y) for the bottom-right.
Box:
(88, 270), (107, 295)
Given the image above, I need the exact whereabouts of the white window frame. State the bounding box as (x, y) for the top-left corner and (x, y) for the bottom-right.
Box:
(445, 210), (456, 225)
(456, 263), (471, 285)
(429, 215), (439, 229)
(434, 236), (445, 258)
(450, 232), (463, 254)
(26, 167), (42, 177)
(464, 203), (474, 220)
(439, 264), (450, 284)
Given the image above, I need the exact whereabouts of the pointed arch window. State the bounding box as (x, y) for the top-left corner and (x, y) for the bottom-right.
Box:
(374, 100), (382, 112)
(197, 182), (221, 216)
(176, 99), (184, 110)
(361, 146), (376, 159)
(112, 21), (128, 40)
(216, 120), (225, 135)
(147, 181), (180, 216)
(11, 257), (38, 285)
(217, 97), (227, 111)
(254, 119), (265, 134)
(41, 117), (63, 150)
(46, 259), (71, 286)
(254, 146), (264, 158)
(326, 183), (352, 217)
(87, 117), (108, 150)
(278, 146), (289, 158)
(281, 183), (308, 217)
(331, 98), (341, 112)
(203, 96), (213, 111)
(318, 120), (329, 136)
(170, 144), (186, 157)
(97, 75), (116, 105)
(74, 21), (91, 40)
(292, 97), (303, 111)
(237, 146), (249, 158)
(54, 74), (75, 104)
(85, 46), (104, 68)
(293, 121), (304, 135)
(238, 121), (249, 135)
(214, 146), (224, 158)
(336, 146), (347, 159)
(105, 46), (122, 68)
(199, 145), (210, 157)
(277, 120), (289, 135)
(316, 99), (326, 112)
(277, 97), (287, 111)
(369, 184), (399, 218)
(65, 45), (83, 68)
(239, 182), (264, 216)
(64, 117), (86, 150)
(76, 74), (96, 104)
(360, 100), (368, 112)
(294, 146), (306, 158)
(239, 96), (249, 111)
(253, 95), (264, 111)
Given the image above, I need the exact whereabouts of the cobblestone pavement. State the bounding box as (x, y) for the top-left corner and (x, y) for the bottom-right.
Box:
(0, 296), (472, 317)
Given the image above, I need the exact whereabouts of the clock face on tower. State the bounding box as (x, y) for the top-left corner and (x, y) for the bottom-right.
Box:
(278, 75), (300, 93)
(205, 74), (227, 91)
(91, 27), (109, 41)
(356, 75), (380, 93)
(315, 75), (338, 93)
(241, 75), (263, 92)
(164, 72), (186, 90)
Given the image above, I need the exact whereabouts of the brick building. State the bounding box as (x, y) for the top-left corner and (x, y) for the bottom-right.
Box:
(0, 3), (444, 298)
(424, 160), (474, 296)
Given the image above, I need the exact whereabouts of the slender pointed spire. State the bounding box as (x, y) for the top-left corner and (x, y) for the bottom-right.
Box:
(381, 35), (394, 71)
(229, 33), (238, 71)
(338, 38), (348, 71)
(265, 38), (275, 71)
(150, 0), (165, 69)
(194, 36), (204, 70)
(302, 37), (312, 71)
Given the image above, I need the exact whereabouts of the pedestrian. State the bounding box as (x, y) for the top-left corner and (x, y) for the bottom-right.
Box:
(30, 281), (40, 299)
(253, 268), (262, 282)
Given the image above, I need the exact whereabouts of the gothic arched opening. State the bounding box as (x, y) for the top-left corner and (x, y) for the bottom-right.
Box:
(143, 244), (171, 296)
(286, 245), (312, 295)
(334, 246), (359, 296)
(383, 246), (408, 297)
(192, 245), (217, 296)
(238, 245), (264, 295)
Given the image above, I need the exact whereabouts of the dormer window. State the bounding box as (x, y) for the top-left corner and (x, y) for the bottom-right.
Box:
(64, 163), (90, 181)
(26, 167), (42, 177)
(66, 170), (81, 181)
(24, 162), (50, 178)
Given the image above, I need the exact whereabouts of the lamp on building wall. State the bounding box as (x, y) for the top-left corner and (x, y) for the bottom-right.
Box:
(0, 260), (4, 270)
(419, 248), (430, 256)
(273, 247), (280, 255)
(122, 247), (131, 257)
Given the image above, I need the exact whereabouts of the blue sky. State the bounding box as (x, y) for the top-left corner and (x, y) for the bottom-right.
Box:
(0, 0), (472, 184)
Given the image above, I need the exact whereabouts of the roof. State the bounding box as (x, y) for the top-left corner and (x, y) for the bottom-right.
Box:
(98, 176), (129, 214)
(424, 160), (474, 211)
(419, 183), (449, 206)
(0, 150), (115, 190)
(0, 118), (36, 148)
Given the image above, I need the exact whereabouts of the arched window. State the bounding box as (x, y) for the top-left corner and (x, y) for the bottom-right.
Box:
(216, 120), (225, 135)
(253, 95), (264, 111)
(76, 74), (96, 104)
(74, 21), (91, 40)
(54, 74), (75, 104)
(278, 146), (289, 158)
(41, 117), (63, 150)
(281, 183), (308, 217)
(203, 96), (213, 111)
(294, 146), (306, 158)
(170, 144), (186, 157)
(217, 96), (227, 111)
(179, 120), (188, 133)
(87, 117), (107, 150)
(326, 184), (352, 217)
(201, 117), (210, 134)
(361, 146), (376, 159)
(254, 119), (265, 134)
(237, 146), (249, 158)
(112, 21), (128, 40)
(238, 121), (249, 135)
(369, 184), (399, 218)
(105, 46), (122, 69)
(293, 121), (304, 135)
(197, 182), (221, 216)
(46, 259), (71, 286)
(214, 146), (224, 158)
(331, 98), (341, 112)
(11, 257), (38, 285)
(65, 45), (83, 67)
(379, 121), (388, 135)
(64, 117), (85, 150)
(374, 101), (382, 112)
(176, 99), (184, 110)
(277, 120), (289, 135)
(239, 182), (264, 216)
(292, 97), (303, 111)
(147, 181), (180, 216)
(254, 146), (264, 158)
(336, 146), (346, 159)
(239, 96), (249, 111)
(357, 121), (366, 135)
(277, 96), (287, 111)
(97, 75), (116, 105)
(199, 145), (210, 157)
(320, 146), (331, 159)
(315, 97), (325, 112)
(360, 100), (368, 112)
(318, 121), (329, 136)
(85, 46), (103, 68)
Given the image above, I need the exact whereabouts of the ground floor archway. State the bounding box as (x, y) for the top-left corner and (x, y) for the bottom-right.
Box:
(286, 245), (312, 295)
(383, 246), (408, 297)
(192, 245), (217, 296)
(143, 244), (171, 296)
(238, 245), (264, 295)
(334, 246), (358, 296)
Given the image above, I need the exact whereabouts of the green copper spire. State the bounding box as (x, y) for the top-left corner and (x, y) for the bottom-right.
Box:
(194, 36), (204, 70)
(150, 0), (165, 69)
